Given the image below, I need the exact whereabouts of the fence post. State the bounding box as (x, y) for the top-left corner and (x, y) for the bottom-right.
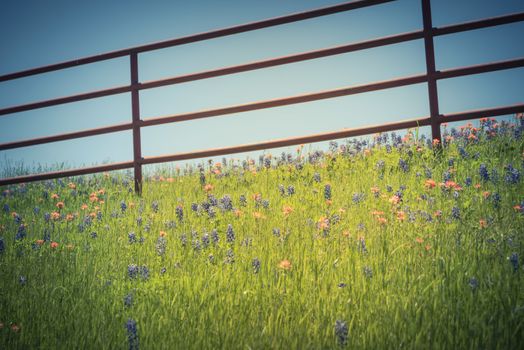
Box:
(421, 0), (442, 145)
(130, 53), (143, 194)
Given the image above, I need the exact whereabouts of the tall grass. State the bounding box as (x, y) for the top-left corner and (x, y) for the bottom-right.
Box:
(0, 118), (523, 349)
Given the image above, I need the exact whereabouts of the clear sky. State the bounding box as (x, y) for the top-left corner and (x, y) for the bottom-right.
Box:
(1, 0), (523, 175)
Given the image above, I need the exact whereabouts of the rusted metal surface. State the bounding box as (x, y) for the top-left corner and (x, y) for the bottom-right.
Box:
(0, 0), (523, 193)
(0, 122), (133, 151)
(0, 161), (134, 186)
(142, 116), (432, 165)
(141, 74), (428, 127)
(439, 104), (524, 124)
(0, 0), (393, 83)
(421, 0), (441, 143)
(130, 53), (143, 194)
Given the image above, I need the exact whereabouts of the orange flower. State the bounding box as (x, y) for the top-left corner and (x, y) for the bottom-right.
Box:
(65, 214), (74, 222)
(204, 184), (214, 192)
(370, 186), (380, 194)
(159, 231), (167, 237)
(425, 179), (436, 189)
(51, 193), (59, 200)
(371, 210), (384, 216)
(376, 217), (387, 225)
(474, 183), (481, 189)
(482, 191), (491, 199)
(389, 195), (401, 205)
(325, 199), (332, 206)
(234, 209), (243, 217)
(89, 193), (98, 202)
(396, 211), (406, 221)
(415, 237), (424, 244)
(252, 212), (265, 220)
(98, 189), (105, 195)
(68, 182), (76, 189)
(167, 177), (175, 183)
(317, 217), (329, 230)
(363, 149), (371, 156)
(278, 259), (292, 270)
(35, 239), (45, 246)
(514, 205), (522, 211)
(50, 242), (59, 249)
(252, 193), (262, 201)
(282, 205), (294, 216)
(89, 212), (96, 218)
(11, 212), (18, 218)
(51, 212), (60, 220)
(425, 245), (431, 251)
(56, 202), (65, 209)
(80, 204), (88, 210)
(479, 219), (488, 229)
(342, 230), (351, 238)
(432, 138), (440, 146)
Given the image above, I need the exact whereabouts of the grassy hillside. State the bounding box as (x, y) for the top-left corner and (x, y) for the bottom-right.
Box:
(1, 117), (523, 349)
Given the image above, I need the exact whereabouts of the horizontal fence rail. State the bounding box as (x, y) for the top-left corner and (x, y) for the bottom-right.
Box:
(1, 0), (523, 192)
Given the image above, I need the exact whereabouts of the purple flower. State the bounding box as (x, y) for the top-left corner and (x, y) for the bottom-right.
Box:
(510, 253), (519, 272)
(176, 205), (184, 221)
(252, 258), (261, 274)
(125, 319), (139, 350)
(335, 320), (349, 346)
(324, 184), (332, 200)
(226, 224), (235, 243)
(479, 164), (489, 182)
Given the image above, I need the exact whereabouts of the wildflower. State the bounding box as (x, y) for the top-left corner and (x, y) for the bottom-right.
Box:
(120, 201), (127, 213)
(211, 229), (219, 244)
(396, 211), (406, 221)
(50, 242), (59, 249)
(156, 237), (167, 256)
(376, 217), (387, 225)
(389, 195), (401, 205)
(10, 323), (21, 333)
(469, 277), (479, 291)
(19, 275), (27, 285)
(282, 205), (293, 216)
(425, 179), (436, 189)
(415, 237), (424, 244)
(370, 186), (380, 197)
(56, 201), (64, 209)
(225, 249), (235, 264)
(338, 282), (347, 288)
(479, 164), (489, 182)
(479, 219), (488, 229)
(313, 173), (321, 182)
(125, 319), (139, 350)
(252, 211), (265, 220)
(510, 253), (519, 272)
(204, 184), (214, 192)
(399, 158), (409, 172)
(226, 224), (235, 243)
(278, 259), (292, 270)
(352, 193), (365, 204)
(15, 225), (26, 241)
(358, 237), (367, 253)
(51, 193), (59, 200)
(151, 201), (159, 213)
(0, 237), (4, 254)
(451, 206), (460, 220)
(324, 184), (332, 200)
(128, 232), (137, 244)
(175, 205), (184, 221)
(90, 232), (97, 239)
(252, 258), (261, 274)
(124, 294), (133, 307)
(505, 164), (520, 184)
(51, 211), (60, 220)
(334, 320), (349, 346)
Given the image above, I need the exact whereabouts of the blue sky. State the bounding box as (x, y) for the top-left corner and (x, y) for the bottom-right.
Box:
(0, 0), (523, 175)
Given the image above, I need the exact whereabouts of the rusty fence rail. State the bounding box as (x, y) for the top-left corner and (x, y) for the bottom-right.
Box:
(0, 0), (523, 192)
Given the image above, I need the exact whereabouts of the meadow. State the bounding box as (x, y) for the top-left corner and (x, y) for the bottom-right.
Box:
(0, 117), (523, 349)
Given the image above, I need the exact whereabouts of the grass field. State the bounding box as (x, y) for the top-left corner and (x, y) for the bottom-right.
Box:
(1, 117), (523, 349)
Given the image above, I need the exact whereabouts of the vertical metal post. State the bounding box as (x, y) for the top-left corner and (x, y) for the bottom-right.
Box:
(421, 0), (442, 144)
(130, 53), (143, 194)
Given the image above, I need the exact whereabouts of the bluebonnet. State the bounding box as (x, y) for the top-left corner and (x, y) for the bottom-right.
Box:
(279, 184), (285, 196)
(128, 232), (137, 244)
(176, 205), (184, 221)
(252, 258), (261, 274)
(90, 232), (98, 239)
(199, 171), (206, 185)
(207, 206), (216, 218)
(2, 204), (9, 213)
(468, 277), (479, 291)
(352, 193), (365, 204)
(287, 185), (295, 196)
(452, 207), (460, 220)
(124, 294), (133, 307)
(261, 199), (270, 209)
(202, 233), (209, 248)
(226, 224), (235, 243)
(239, 195), (247, 206)
(264, 158), (271, 169)
(492, 193), (501, 208)
(155, 237), (167, 256)
(479, 164), (489, 182)
(386, 185), (393, 193)
(160, 267), (167, 274)
(358, 237), (367, 254)
(43, 229), (50, 242)
(424, 167), (432, 179)
(465, 177), (472, 186)
(0, 237), (4, 254)
(458, 147), (468, 158)
(443, 171), (451, 182)
(324, 184), (332, 200)
(120, 201), (127, 213)
(180, 233), (187, 247)
(220, 196), (233, 211)
(15, 224), (26, 241)
(338, 283), (347, 288)
(211, 229), (219, 244)
(505, 164), (520, 184)
(128, 264), (139, 279)
(510, 253), (519, 272)
(272, 228), (281, 237)
(18, 275), (27, 285)
(151, 201), (159, 213)
(97, 211), (103, 221)
(193, 239), (201, 252)
(33, 206), (40, 215)
(125, 319), (139, 350)
(313, 173), (321, 183)
(225, 249), (235, 264)
(399, 158), (409, 173)
(335, 320), (348, 346)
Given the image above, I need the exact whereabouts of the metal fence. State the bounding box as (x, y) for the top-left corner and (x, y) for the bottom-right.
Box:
(1, 0), (523, 193)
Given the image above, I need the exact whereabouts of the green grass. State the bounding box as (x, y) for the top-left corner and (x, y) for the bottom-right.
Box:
(1, 121), (523, 349)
